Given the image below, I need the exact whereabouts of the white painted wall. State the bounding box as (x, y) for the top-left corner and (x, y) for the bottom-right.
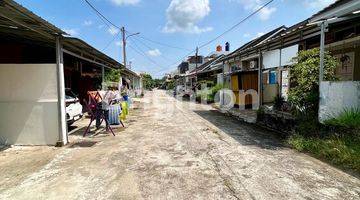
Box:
(0, 64), (61, 145)
(263, 49), (280, 69)
(262, 45), (298, 69)
(217, 73), (223, 84)
(319, 81), (360, 122)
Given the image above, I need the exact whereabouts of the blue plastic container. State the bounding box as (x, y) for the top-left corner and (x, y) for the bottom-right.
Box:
(123, 95), (128, 101)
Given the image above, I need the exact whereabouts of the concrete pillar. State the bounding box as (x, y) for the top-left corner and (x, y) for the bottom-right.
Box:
(319, 21), (327, 83)
(55, 36), (67, 146)
(258, 51), (263, 106)
(278, 47), (282, 96)
(102, 66), (105, 89)
(318, 21), (328, 121)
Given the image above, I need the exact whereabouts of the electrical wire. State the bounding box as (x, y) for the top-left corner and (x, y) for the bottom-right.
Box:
(84, 0), (191, 66)
(198, 0), (275, 50)
(128, 43), (163, 68)
(137, 35), (191, 51)
(102, 31), (121, 51)
(124, 29), (191, 52)
(153, 0), (276, 74)
(84, 0), (275, 76)
(83, 0), (122, 30)
(130, 37), (173, 63)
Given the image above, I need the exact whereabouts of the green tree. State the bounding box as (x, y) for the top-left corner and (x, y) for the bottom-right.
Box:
(142, 73), (154, 90)
(105, 69), (121, 82)
(288, 48), (338, 115)
(153, 78), (164, 88)
(166, 80), (175, 90)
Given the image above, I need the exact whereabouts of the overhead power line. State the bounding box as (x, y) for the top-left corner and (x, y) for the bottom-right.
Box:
(83, 0), (121, 30)
(130, 37), (173, 63)
(152, 0), (276, 75)
(102, 31), (121, 51)
(198, 0), (275, 49)
(137, 35), (191, 51)
(125, 30), (191, 51)
(128, 42), (163, 68)
(84, 0), (191, 71)
(84, 0), (275, 76)
(84, 0), (189, 52)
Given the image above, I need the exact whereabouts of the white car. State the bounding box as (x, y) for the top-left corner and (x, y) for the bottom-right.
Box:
(65, 89), (83, 125)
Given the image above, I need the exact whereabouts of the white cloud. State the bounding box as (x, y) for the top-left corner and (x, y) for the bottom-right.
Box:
(64, 28), (79, 36)
(258, 6), (276, 21)
(115, 41), (122, 46)
(163, 0), (212, 34)
(83, 20), (93, 26)
(147, 49), (162, 57)
(110, 0), (140, 6)
(229, 0), (276, 21)
(108, 26), (119, 35)
(304, 0), (336, 9)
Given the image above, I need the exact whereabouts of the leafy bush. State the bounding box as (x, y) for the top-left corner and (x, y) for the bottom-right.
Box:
(273, 95), (285, 111)
(295, 114), (321, 136)
(105, 69), (121, 82)
(198, 80), (215, 89)
(288, 133), (360, 174)
(196, 83), (228, 103)
(288, 48), (338, 115)
(142, 73), (155, 90)
(166, 80), (175, 90)
(196, 89), (211, 102)
(324, 108), (360, 129)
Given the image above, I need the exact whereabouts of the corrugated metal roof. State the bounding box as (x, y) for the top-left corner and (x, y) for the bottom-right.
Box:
(310, 0), (347, 20)
(0, 0), (65, 37)
(222, 26), (287, 61)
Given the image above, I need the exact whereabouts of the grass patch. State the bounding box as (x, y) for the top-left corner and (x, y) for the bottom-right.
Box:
(288, 133), (360, 174)
(288, 108), (360, 174)
(324, 108), (360, 129)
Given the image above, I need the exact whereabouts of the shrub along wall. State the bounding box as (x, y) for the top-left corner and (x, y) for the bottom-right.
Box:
(256, 109), (296, 136)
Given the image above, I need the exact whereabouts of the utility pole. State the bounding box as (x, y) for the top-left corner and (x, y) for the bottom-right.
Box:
(121, 27), (127, 68)
(221, 60), (225, 107)
(194, 46), (199, 90)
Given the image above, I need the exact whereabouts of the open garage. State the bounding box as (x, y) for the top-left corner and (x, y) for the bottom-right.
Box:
(0, 0), (140, 146)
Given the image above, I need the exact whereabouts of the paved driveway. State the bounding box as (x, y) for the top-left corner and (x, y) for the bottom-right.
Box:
(0, 90), (359, 200)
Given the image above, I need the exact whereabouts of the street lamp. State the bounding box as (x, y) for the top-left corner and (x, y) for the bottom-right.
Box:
(121, 27), (140, 68)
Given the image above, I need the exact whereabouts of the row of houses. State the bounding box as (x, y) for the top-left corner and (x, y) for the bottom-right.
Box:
(173, 0), (360, 121)
(0, 0), (141, 146)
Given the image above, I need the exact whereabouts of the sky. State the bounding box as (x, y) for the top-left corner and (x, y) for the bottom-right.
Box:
(16, 0), (336, 78)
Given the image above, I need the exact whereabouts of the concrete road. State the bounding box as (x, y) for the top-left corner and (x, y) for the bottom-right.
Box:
(0, 90), (359, 200)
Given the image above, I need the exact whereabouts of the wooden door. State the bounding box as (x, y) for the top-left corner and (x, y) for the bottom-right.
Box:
(231, 75), (239, 91)
(241, 72), (258, 107)
(231, 75), (240, 105)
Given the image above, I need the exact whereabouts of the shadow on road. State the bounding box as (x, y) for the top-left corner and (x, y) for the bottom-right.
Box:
(194, 109), (360, 178)
(0, 145), (10, 152)
(193, 109), (285, 150)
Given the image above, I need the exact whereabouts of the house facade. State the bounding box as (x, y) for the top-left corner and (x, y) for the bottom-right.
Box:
(216, 0), (360, 120)
(171, 0), (360, 122)
(0, 0), (140, 146)
(220, 26), (286, 109)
